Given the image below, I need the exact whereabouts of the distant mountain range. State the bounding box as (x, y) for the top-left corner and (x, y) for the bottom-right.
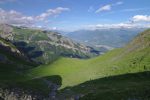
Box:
(66, 28), (146, 49)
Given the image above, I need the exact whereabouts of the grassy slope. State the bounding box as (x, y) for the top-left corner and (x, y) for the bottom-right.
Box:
(28, 49), (120, 88)
(28, 29), (150, 89)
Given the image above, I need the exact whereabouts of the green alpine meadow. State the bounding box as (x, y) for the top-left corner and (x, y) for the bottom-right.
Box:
(0, 0), (150, 100)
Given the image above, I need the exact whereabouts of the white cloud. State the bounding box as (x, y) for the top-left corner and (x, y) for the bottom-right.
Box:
(36, 7), (70, 21)
(0, 8), (35, 26)
(84, 21), (150, 30)
(132, 15), (150, 22)
(95, 1), (123, 13)
(49, 27), (57, 30)
(0, 7), (70, 26)
(86, 23), (139, 30)
(115, 1), (123, 5)
(95, 5), (111, 13)
(82, 14), (150, 30)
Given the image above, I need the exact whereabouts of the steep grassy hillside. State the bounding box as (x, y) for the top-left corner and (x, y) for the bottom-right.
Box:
(28, 29), (150, 89)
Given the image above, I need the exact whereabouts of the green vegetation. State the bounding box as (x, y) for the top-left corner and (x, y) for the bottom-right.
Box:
(0, 37), (17, 49)
(13, 27), (50, 41)
(0, 27), (150, 99)
(28, 29), (150, 89)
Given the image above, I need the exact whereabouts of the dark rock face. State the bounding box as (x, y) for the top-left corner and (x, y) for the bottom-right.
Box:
(0, 88), (46, 100)
(0, 97), (4, 100)
(43, 79), (61, 100)
(0, 84), (62, 100)
(0, 77), (62, 100)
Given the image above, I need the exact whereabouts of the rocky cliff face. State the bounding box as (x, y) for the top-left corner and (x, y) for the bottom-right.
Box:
(0, 88), (45, 100)
(0, 77), (62, 100)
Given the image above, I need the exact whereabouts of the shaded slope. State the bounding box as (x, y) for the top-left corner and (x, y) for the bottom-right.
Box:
(0, 38), (63, 99)
(0, 37), (36, 82)
(59, 72), (150, 100)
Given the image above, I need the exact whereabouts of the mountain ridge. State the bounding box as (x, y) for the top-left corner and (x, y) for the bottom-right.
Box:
(0, 24), (101, 64)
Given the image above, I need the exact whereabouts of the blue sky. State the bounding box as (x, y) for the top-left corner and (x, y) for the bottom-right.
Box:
(0, 0), (150, 31)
